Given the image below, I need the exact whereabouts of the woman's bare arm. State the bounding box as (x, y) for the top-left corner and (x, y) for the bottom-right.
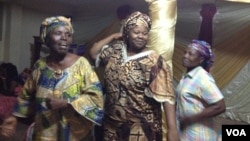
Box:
(89, 32), (122, 60)
(180, 99), (226, 130)
(163, 102), (180, 141)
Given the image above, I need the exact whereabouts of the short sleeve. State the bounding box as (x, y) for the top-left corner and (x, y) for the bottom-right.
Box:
(200, 74), (224, 104)
(12, 59), (42, 118)
(95, 40), (125, 68)
(144, 53), (175, 104)
(95, 45), (110, 67)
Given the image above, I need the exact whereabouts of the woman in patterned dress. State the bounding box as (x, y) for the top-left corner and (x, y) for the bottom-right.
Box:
(90, 11), (179, 141)
(175, 40), (226, 141)
(1, 16), (104, 141)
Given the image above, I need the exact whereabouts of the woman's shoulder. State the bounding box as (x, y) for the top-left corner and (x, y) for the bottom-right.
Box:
(97, 40), (125, 63)
(104, 40), (125, 51)
(110, 40), (124, 47)
(147, 50), (161, 58)
(77, 56), (89, 63)
(33, 57), (47, 69)
(144, 50), (164, 62)
(194, 67), (216, 83)
(136, 50), (164, 66)
(72, 55), (93, 68)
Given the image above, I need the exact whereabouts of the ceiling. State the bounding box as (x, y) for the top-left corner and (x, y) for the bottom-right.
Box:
(1, 0), (250, 45)
(2, 0), (210, 14)
(2, 0), (248, 16)
(3, 0), (249, 16)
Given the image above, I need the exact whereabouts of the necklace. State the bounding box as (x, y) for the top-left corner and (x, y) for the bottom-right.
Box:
(50, 62), (63, 76)
(54, 69), (63, 75)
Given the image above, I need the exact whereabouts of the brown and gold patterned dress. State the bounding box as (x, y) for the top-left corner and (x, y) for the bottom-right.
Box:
(96, 40), (175, 141)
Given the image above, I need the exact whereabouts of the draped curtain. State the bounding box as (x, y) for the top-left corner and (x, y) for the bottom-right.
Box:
(173, 25), (250, 88)
(174, 1), (250, 46)
(173, 25), (250, 123)
(146, 0), (177, 140)
(198, 3), (217, 45)
(73, 0), (250, 126)
(221, 60), (250, 123)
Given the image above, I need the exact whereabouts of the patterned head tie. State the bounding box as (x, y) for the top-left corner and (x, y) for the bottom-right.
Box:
(40, 16), (73, 44)
(122, 11), (151, 42)
(188, 39), (214, 72)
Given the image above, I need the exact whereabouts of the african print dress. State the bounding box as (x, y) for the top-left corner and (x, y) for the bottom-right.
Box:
(96, 40), (175, 141)
(13, 57), (104, 141)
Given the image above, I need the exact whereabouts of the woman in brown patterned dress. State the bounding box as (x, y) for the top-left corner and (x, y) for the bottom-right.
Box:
(90, 11), (179, 141)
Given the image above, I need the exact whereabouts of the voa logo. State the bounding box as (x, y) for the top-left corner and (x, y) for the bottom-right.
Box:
(226, 129), (246, 136)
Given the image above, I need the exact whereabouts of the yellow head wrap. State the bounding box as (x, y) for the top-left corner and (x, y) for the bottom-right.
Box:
(40, 16), (73, 43)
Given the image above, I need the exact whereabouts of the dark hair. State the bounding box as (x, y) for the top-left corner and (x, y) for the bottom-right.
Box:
(116, 4), (134, 20)
(0, 62), (18, 79)
(0, 62), (19, 96)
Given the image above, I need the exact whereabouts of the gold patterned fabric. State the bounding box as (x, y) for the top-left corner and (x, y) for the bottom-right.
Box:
(97, 40), (175, 141)
(145, 1), (177, 140)
(146, 0), (177, 74)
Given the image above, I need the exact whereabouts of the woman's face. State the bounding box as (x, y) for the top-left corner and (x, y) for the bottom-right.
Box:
(127, 25), (149, 52)
(182, 47), (204, 69)
(45, 26), (73, 55)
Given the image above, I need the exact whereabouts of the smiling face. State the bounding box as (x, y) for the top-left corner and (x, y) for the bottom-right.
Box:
(182, 47), (204, 70)
(45, 26), (73, 55)
(127, 25), (149, 53)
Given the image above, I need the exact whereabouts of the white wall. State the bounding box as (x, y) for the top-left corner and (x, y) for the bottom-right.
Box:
(0, 2), (73, 73)
(0, 3), (7, 62)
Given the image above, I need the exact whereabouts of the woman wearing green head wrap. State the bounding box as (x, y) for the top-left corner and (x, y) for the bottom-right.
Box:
(1, 16), (104, 141)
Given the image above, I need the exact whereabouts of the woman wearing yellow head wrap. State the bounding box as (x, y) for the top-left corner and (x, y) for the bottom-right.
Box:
(2, 16), (104, 141)
(40, 16), (74, 44)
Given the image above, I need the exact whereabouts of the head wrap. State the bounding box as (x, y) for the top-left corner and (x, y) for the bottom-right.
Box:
(188, 39), (214, 72)
(40, 16), (73, 43)
(122, 11), (151, 42)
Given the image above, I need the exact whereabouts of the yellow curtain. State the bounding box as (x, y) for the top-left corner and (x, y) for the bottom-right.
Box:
(225, 0), (250, 3)
(83, 0), (250, 139)
(146, 1), (250, 140)
(145, 0), (177, 141)
(146, 0), (177, 74)
(173, 25), (250, 89)
(210, 25), (250, 88)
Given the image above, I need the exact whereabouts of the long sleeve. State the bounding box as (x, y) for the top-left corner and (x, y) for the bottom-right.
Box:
(70, 57), (104, 125)
(12, 64), (39, 118)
